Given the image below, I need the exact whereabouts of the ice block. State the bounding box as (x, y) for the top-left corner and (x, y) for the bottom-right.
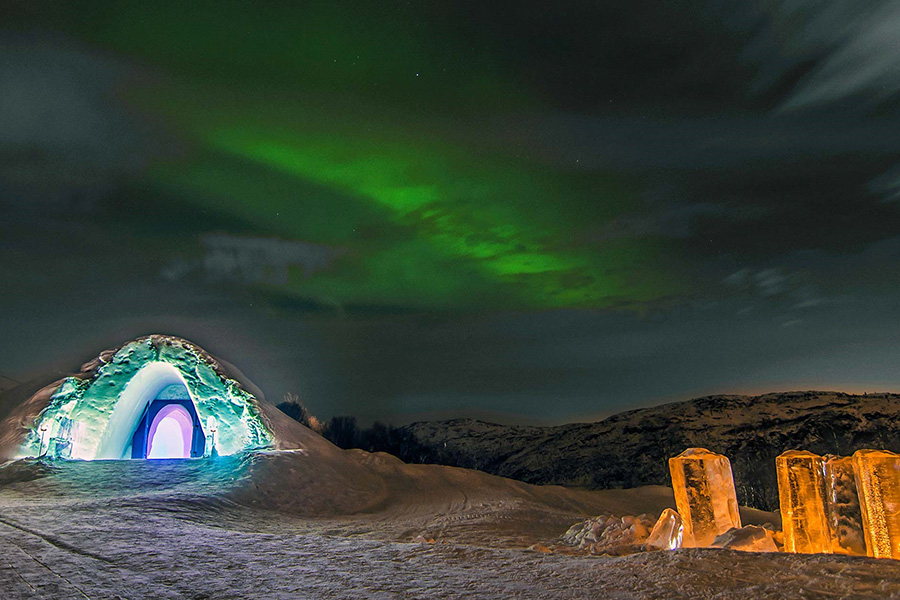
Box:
(852, 449), (900, 559)
(776, 450), (831, 554)
(668, 448), (741, 547)
(823, 454), (866, 555)
(646, 508), (684, 550)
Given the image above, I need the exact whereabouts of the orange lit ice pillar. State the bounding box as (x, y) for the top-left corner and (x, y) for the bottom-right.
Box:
(823, 455), (866, 555)
(776, 450), (831, 554)
(668, 448), (741, 547)
(852, 449), (900, 559)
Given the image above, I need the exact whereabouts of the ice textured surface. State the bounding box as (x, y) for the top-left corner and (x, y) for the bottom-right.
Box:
(776, 450), (831, 554)
(646, 507), (683, 550)
(668, 448), (741, 547)
(853, 449), (900, 559)
(22, 337), (271, 459)
(824, 454), (866, 555)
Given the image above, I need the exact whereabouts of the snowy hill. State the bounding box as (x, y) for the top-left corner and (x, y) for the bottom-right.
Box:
(0, 405), (891, 599)
(0, 387), (895, 598)
(0, 450), (887, 599)
(397, 391), (900, 511)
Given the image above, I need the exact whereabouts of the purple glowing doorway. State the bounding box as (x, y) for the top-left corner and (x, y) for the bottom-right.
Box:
(146, 404), (194, 459)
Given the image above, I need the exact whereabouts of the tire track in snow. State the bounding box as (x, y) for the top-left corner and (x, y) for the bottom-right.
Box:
(0, 513), (114, 564)
(6, 541), (92, 599)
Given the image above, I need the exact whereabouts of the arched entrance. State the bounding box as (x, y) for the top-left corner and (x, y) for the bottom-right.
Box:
(131, 396), (206, 459)
(148, 405), (194, 458)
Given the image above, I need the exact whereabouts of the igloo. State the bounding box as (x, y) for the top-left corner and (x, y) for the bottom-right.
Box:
(0, 335), (278, 460)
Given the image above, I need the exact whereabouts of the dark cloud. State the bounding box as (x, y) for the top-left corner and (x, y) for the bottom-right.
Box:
(161, 234), (345, 286)
(745, 1), (900, 111)
(0, 32), (169, 208)
(436, 1), (759, 111)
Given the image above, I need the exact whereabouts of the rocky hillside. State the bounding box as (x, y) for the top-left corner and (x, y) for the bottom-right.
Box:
(397, 392), (900, 511)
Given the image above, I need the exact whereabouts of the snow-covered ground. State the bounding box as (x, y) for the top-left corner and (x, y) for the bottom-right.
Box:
(1, 453), (899, 599)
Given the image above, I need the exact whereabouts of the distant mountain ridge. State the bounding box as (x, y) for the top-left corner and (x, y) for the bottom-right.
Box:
(394, 391), (900, 511)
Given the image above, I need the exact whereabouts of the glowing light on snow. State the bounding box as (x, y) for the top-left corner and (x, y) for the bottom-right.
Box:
(147, 405), (193, 459)
(38, 422), (49, 456)
(206, 415), (219, 456)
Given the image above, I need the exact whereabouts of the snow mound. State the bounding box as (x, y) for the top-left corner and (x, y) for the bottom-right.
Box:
(711, 525), (779, 553)
(559, 513), (655, 555)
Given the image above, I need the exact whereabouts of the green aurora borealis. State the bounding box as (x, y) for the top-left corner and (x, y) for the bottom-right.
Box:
(7, 0), (677, 311)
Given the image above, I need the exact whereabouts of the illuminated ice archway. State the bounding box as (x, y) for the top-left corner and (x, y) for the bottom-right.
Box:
(147, 404), (194, 459)
(94, 362), (194, 459)
(23, 336), (273, 460)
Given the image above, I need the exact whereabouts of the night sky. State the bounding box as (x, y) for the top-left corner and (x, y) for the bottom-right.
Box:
(4, 1), (900, 425)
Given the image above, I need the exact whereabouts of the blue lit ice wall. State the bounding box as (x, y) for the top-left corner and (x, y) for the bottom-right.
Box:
(21, 338), (272, 459)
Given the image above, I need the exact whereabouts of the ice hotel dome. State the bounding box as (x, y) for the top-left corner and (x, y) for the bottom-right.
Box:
(0, 335), (280, 460)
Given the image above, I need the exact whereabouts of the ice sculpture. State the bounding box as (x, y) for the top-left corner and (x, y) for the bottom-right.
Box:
(823, 455), (866, 555)
(646, 508), (683, 550)
(668, 448), (741, 547)
(852, 449), (900, 559)
(22, 336), (272, 460)
(775, 450), (831, 554)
